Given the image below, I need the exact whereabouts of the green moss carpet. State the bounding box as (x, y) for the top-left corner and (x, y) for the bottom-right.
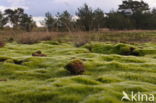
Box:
(0, 41), (156, 103)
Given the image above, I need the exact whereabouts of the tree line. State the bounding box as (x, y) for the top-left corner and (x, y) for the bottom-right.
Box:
(0, 8), (35, 31)
(0, 0), (156, 32)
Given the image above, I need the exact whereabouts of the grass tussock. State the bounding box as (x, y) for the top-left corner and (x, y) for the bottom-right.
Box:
(1, 31), (156, 44)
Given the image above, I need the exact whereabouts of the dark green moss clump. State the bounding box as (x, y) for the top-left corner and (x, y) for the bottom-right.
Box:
(65, 60), (85, 75)
(114, 43), (145, 56)
(0, 56), (9, 62)
(84, 43), (113, 54)
(0, 56), (27, 65)
(13, 59), (25, 65)
(84, 43), (145, 56)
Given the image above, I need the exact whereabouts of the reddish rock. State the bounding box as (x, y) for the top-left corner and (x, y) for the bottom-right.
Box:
(0, 79), (7, 82)
(32, 50), (47, 57)
(65, 60), (85, 75)
(0, 41), (5, 47)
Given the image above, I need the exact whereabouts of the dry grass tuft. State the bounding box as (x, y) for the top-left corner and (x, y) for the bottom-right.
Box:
(1, 30), (156, 44)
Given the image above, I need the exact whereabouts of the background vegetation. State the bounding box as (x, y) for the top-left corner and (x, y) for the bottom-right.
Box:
(0, 0), (156, 32)
(0, 0), (156, 103)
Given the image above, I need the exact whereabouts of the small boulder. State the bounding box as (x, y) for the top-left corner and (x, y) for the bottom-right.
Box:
(32, 50), (47, 57)
(65, 60), (85, 75)
(0, 79), (7, 82)
(0, 41), (5, 47)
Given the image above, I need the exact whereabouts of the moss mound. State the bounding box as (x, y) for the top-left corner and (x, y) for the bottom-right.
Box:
(84, 42), (145, 56)
(0, 56), (28, 65)
(114, 43), (144, 56)
(0, 56), (10, 62)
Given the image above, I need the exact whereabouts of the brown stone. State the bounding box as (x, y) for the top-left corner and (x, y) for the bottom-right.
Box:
(0, 79), (7, 82)
(65, 60), (85, 75)
(0, 41), (5, 47)
(32, 51), (47, 57)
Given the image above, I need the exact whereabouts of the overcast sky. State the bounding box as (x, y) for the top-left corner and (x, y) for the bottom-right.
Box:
(0, 0), (156, 16)
(0, 0), (156, 26)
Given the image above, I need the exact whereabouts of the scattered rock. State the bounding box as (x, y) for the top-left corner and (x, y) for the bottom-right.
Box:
(0, 41), (5, 47)
(32, 51), (47, 57)
(65, 60), (85, 75)
(0, 79), (7, 82)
